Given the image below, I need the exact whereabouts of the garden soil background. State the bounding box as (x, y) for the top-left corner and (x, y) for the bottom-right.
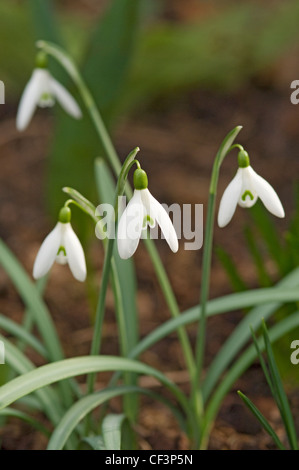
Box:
(1, 0), (299, 451)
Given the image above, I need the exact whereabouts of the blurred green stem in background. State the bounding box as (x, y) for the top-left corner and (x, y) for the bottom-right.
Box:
(192, 126), (243, 447)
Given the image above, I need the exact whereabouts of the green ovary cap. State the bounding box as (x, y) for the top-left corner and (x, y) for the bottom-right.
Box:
(238, 149), (250, 168)
(59, 206), (71, 223)
(134, 169), (148, 190)
(35, 51), (48, 69)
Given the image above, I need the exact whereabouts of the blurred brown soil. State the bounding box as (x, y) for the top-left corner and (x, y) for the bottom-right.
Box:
(1, 80), (299, 450)
(1, 0), (299, 451)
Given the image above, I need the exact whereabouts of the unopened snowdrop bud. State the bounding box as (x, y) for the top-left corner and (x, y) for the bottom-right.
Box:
(237, 149), (250, 168)
(16, 52), (82, 131)
(117, 167), (179, 259)
(35, 51), (48, 69)
(58, 206), (72, 223)
(33, 207), (86, 282)
(133, 169), (148, 190)
(217, 151), (285, 228)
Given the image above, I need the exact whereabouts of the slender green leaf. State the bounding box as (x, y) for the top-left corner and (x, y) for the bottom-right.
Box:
(0, 239), (72, 406)
(0, 240), (64, 362)
(95, 158), (138, 351)
(0, 314), (48, 359)
(0, 407), (50, 437)
(107, 280), (299, 394)
(237, 391), (285, 450)
(83, 435), (106, 450)
(28, 0), (61, 45)
(0, 334), (63, 425)
(0, 356), (188, 416)
(132, 286), (299, 365)
(102, 413), (126, 450)
(202, 312), (299, 446)
(15, 396), (43, 412)
(202, 268), (299, 402)
(250, 326), (277, 402)
(262, 320), (298, 449)
(87, 148), (140, 432)
(47, 385), (185, 450)
(17, 276), (48, 353)
(82, 0), (140, 115)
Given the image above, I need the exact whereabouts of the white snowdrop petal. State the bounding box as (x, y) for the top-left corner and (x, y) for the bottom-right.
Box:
(63, 224), (87, 282)
(16, 69), (46, 131)
(249, 167), (285, 218)
(147, 192), (179, 253)
(237, 166), (258, 208)
(217, 168), (243, 227)
(49, 77), (82, 119)
(117, 190), (145, 259)
(33, 222), (62, 279)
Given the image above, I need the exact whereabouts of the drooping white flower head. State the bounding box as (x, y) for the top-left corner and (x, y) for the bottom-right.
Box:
(117, 168), (179, 259)
(218, 149), (285, 228)
(33, 207), (86, 282)
(16, 52), (82, 131)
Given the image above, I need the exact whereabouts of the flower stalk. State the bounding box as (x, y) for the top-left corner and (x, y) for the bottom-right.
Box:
(192, 126), (243, 446)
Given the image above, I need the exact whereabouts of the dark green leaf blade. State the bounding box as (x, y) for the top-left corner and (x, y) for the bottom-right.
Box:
(237, 391), (286, 450)
(262, 320), (298, 450)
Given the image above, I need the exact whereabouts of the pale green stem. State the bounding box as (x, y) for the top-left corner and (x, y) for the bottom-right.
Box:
(192, 126), (243, 447)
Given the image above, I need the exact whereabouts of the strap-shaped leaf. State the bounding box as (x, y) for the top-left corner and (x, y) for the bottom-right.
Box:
(202, 267), (299, 401)
(0, 314), (48, 359)
(0, 334), (63, 425)
(102, 413), (126, 450)
(0, 239), (72, 407)
(95, 158), (138, 352)
(0, 356), (188, 417)
(83, 435), (106, 450)
(237, 391), (285, 450)
(0, 240), (63, 363)
(202, 312), (299, 446)
(262, 320), (298, 450)
(47, 385), (185, 450)
(0, 407), (50, 437)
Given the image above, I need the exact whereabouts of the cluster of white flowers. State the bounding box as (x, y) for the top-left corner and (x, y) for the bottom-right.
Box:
(18, 56), (285, 283)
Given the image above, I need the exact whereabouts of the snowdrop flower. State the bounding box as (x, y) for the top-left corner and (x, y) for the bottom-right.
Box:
(218, 149), (285, 228)
(33, 207), (86, 282)
(117, 168), (179, 259)
(16, 52), (82, 131)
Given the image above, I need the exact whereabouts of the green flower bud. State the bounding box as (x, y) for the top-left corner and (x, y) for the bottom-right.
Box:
(238, 149), (250, 168)
(35, 51), (48, 69)
(133, 169), (148, 190)
(59, 206), (71, 224)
